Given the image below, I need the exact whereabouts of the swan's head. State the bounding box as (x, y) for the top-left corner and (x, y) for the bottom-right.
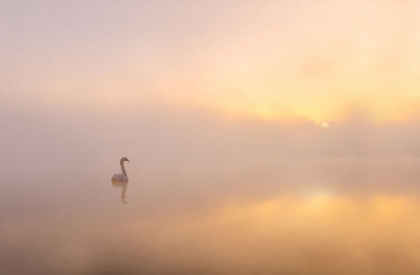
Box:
(121, 157), (130, 163)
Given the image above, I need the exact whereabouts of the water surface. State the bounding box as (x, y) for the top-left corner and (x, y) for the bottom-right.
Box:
(1, 159), (420, 274)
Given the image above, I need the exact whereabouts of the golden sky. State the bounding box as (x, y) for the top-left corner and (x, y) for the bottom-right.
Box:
(3, 3), (420, 274)
(2, 0), (420, 123)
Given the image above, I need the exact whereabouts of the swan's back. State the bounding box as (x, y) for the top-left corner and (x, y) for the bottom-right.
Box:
(111, 173), (128, 182)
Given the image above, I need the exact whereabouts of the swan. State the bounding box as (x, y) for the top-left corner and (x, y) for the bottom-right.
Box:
(111, 157), (130, 182)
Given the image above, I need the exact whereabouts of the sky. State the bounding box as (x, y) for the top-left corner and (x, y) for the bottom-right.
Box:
(2, 1), (420, 274)
(1, 0), (420, 123)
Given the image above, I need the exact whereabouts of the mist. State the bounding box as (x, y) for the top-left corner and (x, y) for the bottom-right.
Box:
(2, 0), (420, 273)
(1, 106), (420, 274)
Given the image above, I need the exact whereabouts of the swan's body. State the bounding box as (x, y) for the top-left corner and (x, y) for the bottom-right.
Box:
(111, 157), (130, 182)
(112, 173), (128, 182)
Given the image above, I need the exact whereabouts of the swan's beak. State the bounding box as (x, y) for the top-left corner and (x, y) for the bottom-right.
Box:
(127, 160), (130, 162)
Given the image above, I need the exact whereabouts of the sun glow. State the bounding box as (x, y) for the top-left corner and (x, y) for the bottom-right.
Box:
(4, 0), (420, 126)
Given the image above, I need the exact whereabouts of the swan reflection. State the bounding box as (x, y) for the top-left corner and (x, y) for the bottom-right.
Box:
(112, 181), (129, 204)
(111, 157), (130, 204)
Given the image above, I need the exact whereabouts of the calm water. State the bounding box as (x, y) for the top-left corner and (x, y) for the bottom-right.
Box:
(1, 159), (420, 275)
(3, 0), (420, 273)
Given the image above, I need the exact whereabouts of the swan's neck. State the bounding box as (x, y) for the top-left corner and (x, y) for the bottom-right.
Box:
(120, 161), (127, 176)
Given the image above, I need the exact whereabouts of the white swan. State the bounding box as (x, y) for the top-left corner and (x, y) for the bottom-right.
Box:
(111, 157), (130, 182)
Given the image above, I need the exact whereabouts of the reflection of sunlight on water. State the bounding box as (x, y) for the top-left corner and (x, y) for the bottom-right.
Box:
(304, 190), (332, 209)
(3, 194), (420, 274)
(215, 195), (420, 247)
(124, 194), (420, 274)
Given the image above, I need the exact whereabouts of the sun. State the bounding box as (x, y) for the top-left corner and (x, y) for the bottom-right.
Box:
(321, 122), (330, 130)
